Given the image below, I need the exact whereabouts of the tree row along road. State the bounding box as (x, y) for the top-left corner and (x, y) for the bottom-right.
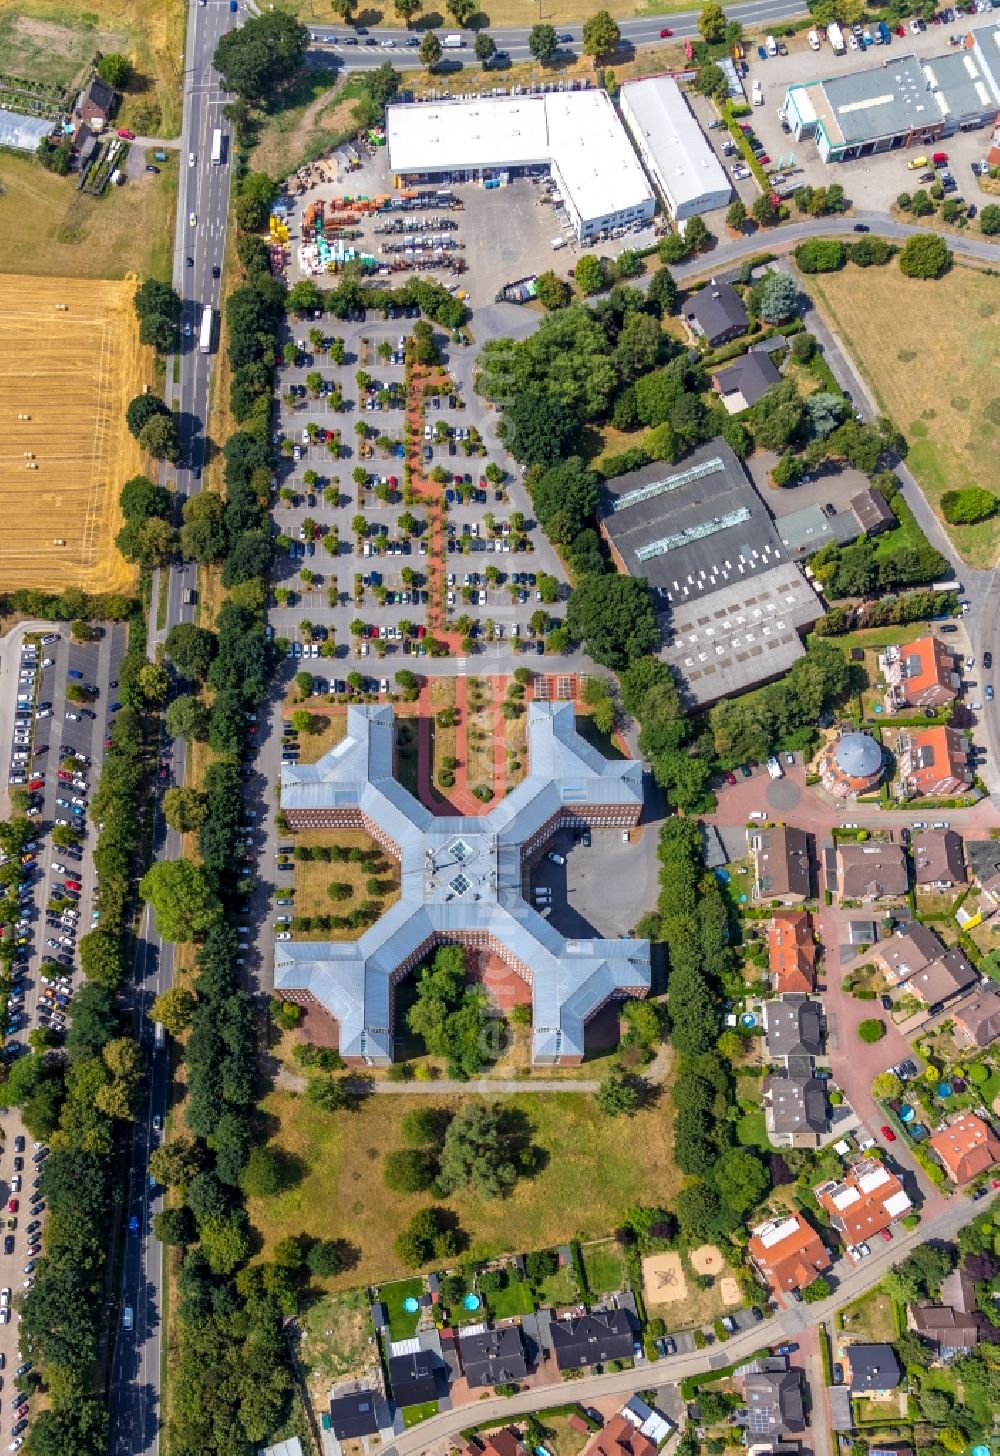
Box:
(304, 0), (810, 68)
(384, 1190), (993, 1456)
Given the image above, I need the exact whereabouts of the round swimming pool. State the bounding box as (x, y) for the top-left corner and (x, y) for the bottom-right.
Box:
(464, 1293), (481, 1311)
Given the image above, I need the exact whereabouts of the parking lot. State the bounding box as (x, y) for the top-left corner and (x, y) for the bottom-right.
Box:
(0, 622), (125, 1428)
(745, 13), (998, 209)
(526, 821), (660, 942)
(268, 313), (569, 678)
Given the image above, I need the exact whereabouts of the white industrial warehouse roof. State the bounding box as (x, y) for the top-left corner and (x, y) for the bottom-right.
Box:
(620, 77), (731, 210)
(277, 702), (649, 1062)
(386, 91), (653, 221)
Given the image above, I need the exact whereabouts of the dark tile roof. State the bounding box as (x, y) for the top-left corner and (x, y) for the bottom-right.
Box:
(83, 76), (115, 114)
(764, 994), (824, 1061)
(851, 488), (896, 534)
(744, 1370), (805, 1435)
(329, 1390), (381, 1438)
(683, 282), (748, 342)
(458, 1324), (528, 1388)
(713, 351), (782, 408)
(549, 1309), (635, 1370)
(847, 1344), (902, 1393)
(388, 1350), (441, 1407)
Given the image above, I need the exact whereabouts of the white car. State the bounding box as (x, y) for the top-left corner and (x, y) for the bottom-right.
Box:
(276, 931), (291, 941)
(188, 152), (196, 166)
(183, 322), (192, 337)
(189, 212), (197, 227)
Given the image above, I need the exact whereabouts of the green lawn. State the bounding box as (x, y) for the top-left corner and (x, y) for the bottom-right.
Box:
(837, 1289), (900, 1344)
(581, 1241), (625, 1297)
(381, 1277), (425, 1340)
(488, 1276), (536, 1321)
(534, 1263), (579, 1308)
(737, 1111), (771, 1151)
(402, 1400), (439, 1428)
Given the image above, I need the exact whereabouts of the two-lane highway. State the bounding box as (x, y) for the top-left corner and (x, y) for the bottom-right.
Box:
(108, 3), (237, 1454)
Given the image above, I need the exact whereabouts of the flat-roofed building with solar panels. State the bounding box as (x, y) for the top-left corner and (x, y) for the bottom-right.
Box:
(783, 30), (1000, 161)
(275, 701), (649, 1066)
(598, 440), (823, 706)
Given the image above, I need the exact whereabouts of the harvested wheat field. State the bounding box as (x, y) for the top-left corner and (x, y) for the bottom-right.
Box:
(0, 275), (143, 592)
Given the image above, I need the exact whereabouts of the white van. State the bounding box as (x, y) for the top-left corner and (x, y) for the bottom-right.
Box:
(766, 33), (777, 54)
(808, 28), (821, 49)
(551, 237), (567, 250)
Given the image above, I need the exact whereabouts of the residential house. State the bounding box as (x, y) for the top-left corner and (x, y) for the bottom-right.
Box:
(742, 1370), (806, 1437)
(966, 838), (1000, 911)
(767, 911), (816, 994)
(457, 1324), (528, 1389)
(712, 352), (781, 413)
(898, 726), (972, 798)
(747, 1213), (831, 1295)
(682, 281), (748, 346)
(763, 995), (824, 1064)
(753, 826), (812, 903)
(906, 946), (977, 1012)
(872, 922), (944, 986)
(910, 1302), (979, 1360)
(851, 487), (896, 538)
(952, 986), (1000, 1049)
(845, 1344), (902, 1394)
(927, 1113), (1000, 1185)
(814, 1159), (912, 1242)
(763, 1072), (828, 1148)
(590, 1414), (657, 1456)
(548, 1310), (635, 1371)
(388, 1349), (443, 1408)
(882, 636), (960, 713)
(75, 75), (115, 130)
(836, 842), (908, 903)
(913, 829), (966, 890)
(465, 1430), (531, 1456)
(328, 1390), (383, 1440)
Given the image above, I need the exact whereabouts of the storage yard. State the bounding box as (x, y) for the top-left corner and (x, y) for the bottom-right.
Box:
(0, 275), (142, 592)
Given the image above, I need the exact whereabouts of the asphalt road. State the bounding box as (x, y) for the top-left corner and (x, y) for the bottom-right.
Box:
(381, 1188), (994, 1456)
(306, 0), (816, 69)
(107, 1), (237, 1452)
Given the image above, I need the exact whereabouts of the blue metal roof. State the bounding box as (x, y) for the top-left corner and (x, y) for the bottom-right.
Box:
(275, 702), (649, 1061)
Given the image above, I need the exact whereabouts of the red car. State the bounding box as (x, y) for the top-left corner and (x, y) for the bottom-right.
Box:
(880, 1124), (896, 1142)
(659, 26), (673, 35)
(896, 23), (906, 34)
(64, 880), (81, 892)
(117, 127), (135, 140)
(879, 1228), (893, 1242)
(724, 770), (737, 785)
(28, 779), (44, 791)
(7, 1200), (17, 1214)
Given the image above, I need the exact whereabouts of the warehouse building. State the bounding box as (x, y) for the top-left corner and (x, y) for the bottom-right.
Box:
(385, 91), (655, 240)
(598, 441), (823, 706)
(619, 77), (732, 220)
(783, 31), (1000, 161)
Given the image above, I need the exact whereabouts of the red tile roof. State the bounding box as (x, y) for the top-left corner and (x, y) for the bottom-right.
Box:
(747, 1213), (831, 1293)
(928, 1114), (1000, 1185)
(768, 912), (816, 993)
(591, 1414), (657, 1456)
